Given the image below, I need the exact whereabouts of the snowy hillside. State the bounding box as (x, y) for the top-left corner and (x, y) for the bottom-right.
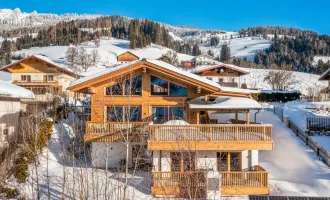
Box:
(11, 37), (325, 95)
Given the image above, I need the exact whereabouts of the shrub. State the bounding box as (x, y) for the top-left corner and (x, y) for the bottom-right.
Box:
(241, 83), (248, 89)
(0, 185), (18, 198)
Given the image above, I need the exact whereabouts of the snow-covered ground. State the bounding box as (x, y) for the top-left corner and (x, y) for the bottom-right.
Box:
(210, 110), (330, 196)
(199, 36), (272, 59)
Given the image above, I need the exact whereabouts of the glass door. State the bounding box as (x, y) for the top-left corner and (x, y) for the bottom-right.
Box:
(217, 152), (241, 171)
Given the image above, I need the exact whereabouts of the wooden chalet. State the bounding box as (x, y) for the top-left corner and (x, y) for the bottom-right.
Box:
(194, 64), (249, 88)
(116, 51), (140, 63)
(68, 59), (273, 198)
(0, 55), (77, 102)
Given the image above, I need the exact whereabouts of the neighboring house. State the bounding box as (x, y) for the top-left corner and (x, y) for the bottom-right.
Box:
(181, 60), (196, 68)
(193, 63), (250, 88)
(192, 54), (219, 66)
(319, 68), (330, 92)
(0, 55), (77, 102)
(117, 51), (140, 64)
(0, 80), (34, 148)
(68, 59), (273, 198)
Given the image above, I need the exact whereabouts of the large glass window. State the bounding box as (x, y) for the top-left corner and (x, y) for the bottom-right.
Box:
(169, 107), (185, 120)
(170, 83), (187, 96)
(124, 106), (141, 122)
(107, 107), (123, 122)
(125, 75), (142, 95)
(152, 107), (168, 124)
(106, 83), (123, 95)
(151, 76), (168, 95)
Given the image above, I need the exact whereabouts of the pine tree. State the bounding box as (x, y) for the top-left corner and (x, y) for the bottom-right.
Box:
(192, 44), (201, 56)
(220, 44), (231, 62)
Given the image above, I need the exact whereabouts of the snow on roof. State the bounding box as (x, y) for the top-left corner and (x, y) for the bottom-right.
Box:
(33, 55), (75, 75)
(0, 80), (35, 99)
(192, 63), (249, 74)
(220, 86), (260, 94)
(70, 60), (222, 89)
(188, 96), (262, 110)
(319, 68), (330, 81)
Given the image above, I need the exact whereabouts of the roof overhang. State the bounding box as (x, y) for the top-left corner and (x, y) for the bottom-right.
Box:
(194, 64), (249, 75)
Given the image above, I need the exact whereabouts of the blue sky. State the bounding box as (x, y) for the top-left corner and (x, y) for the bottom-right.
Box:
(2, 0), (330, 35)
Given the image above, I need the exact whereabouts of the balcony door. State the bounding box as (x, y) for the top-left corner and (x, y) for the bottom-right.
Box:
(171, 152), (196, 172)
(217, 152), (241, 172)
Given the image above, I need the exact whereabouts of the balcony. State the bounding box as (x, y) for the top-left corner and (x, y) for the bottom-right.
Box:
(148, 124), (273, 150)
(219, 82), (239, 87)
(85, 122), (149, 142)
(13, 80), (59, 86)
(151, 165), (269, 197)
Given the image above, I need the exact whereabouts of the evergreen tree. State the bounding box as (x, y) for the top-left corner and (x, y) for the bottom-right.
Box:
(192, 44), (201, 56)
(220, 44), (231, 62)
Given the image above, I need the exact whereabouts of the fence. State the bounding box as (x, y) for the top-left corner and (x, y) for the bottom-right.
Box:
(264, 106), (283, 121)
(288, 119), (330, 167)
(306, 117), (330, 132)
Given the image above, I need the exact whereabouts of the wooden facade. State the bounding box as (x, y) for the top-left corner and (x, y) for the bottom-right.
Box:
(0, 55), (76, 101)
(68, 60), (271, 197)
(117, 51), (139, 62)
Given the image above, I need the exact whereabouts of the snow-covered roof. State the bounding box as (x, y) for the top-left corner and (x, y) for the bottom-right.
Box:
(319, 68), (330, 81)
(69, 59), (221, 89)
(0, 55), (77, 78)
(0, 80), (35, 99)
(192, 63), (249, 74)
(188, 96), (262, 110)
(220, 86), (260, 94)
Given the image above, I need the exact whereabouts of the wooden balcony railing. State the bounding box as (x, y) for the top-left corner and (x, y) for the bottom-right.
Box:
(221, 165), (269, 195)
(152, 171), (207, 198)
(85, 122), (149, 142)
(13, 80), (59, 85)
(148, 124), (273, 150)
(151, 166), (269, 196)
(149, 124), (272, 142)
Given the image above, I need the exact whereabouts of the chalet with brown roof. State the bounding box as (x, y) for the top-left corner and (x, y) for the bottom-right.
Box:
(68, 59), (273, 198)
(0, 55), (77, 102)
(194, 63), (249, 87)
(116, 51), (140, 63)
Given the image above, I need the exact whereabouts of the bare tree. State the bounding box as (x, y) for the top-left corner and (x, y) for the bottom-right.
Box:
(94, 39), (101, 48)
(78, 47), (93, 72)
(264, 65), (297, 90)
(91, 50), (100, 66)
(65, 46), (79, 75)
(163, 51), (179, 66)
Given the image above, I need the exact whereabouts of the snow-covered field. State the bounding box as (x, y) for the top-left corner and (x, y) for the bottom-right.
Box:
(10, 37), (325, 95)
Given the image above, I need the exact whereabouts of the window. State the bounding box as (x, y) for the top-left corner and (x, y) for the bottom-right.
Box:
(21, 75), (31, 82)
(105, 75), (142, 96)
(107, 106), (141, 122)
(107, 107), (123, 122)
(152, 107), (168, 124)
(169, 107), (185, 120)
(170, 83), (187, 96)
(152, 106), (185, 124)
(124, 106), (141, 122)
(125, 75), (142, 95)
(106, 83), (123, 95)
(43, 75), (54, 82)
(171, 152), (196, 172)
(151, 76), (168, 95)
(217, 152), (241, 171)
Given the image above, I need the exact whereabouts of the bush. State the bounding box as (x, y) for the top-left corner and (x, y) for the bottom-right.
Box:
(13, 119), (54, 183)
(241, 83), (247, 89)
(255, 91), (300, 102)
(0, 185), (18, 198)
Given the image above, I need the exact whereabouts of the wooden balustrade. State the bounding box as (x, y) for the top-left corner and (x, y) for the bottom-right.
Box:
(85, 122), (149, 142)
(13, 80), (59, 85)
(220, 165), (268, 188)
(149, 124), (272, 142)
(148, 124), (273, 150)
(151, 166), (269, 196)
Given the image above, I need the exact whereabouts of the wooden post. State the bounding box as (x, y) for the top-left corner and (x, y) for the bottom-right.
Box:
(196, 111), (200, 125)
(235, 111), (238, 123)
(246, 110), (250, 124)
(227, 153), (231, 172)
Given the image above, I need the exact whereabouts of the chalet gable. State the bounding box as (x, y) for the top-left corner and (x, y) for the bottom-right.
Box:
(194, 64), (249, 77)
(117, 51), (140, 62)
(68, 60), (221, 94)
(0, 55), (76, 77)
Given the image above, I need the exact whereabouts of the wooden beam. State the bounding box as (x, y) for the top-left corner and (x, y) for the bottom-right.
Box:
(197, 86), (201, 94)
(246, 110), (250, 124)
